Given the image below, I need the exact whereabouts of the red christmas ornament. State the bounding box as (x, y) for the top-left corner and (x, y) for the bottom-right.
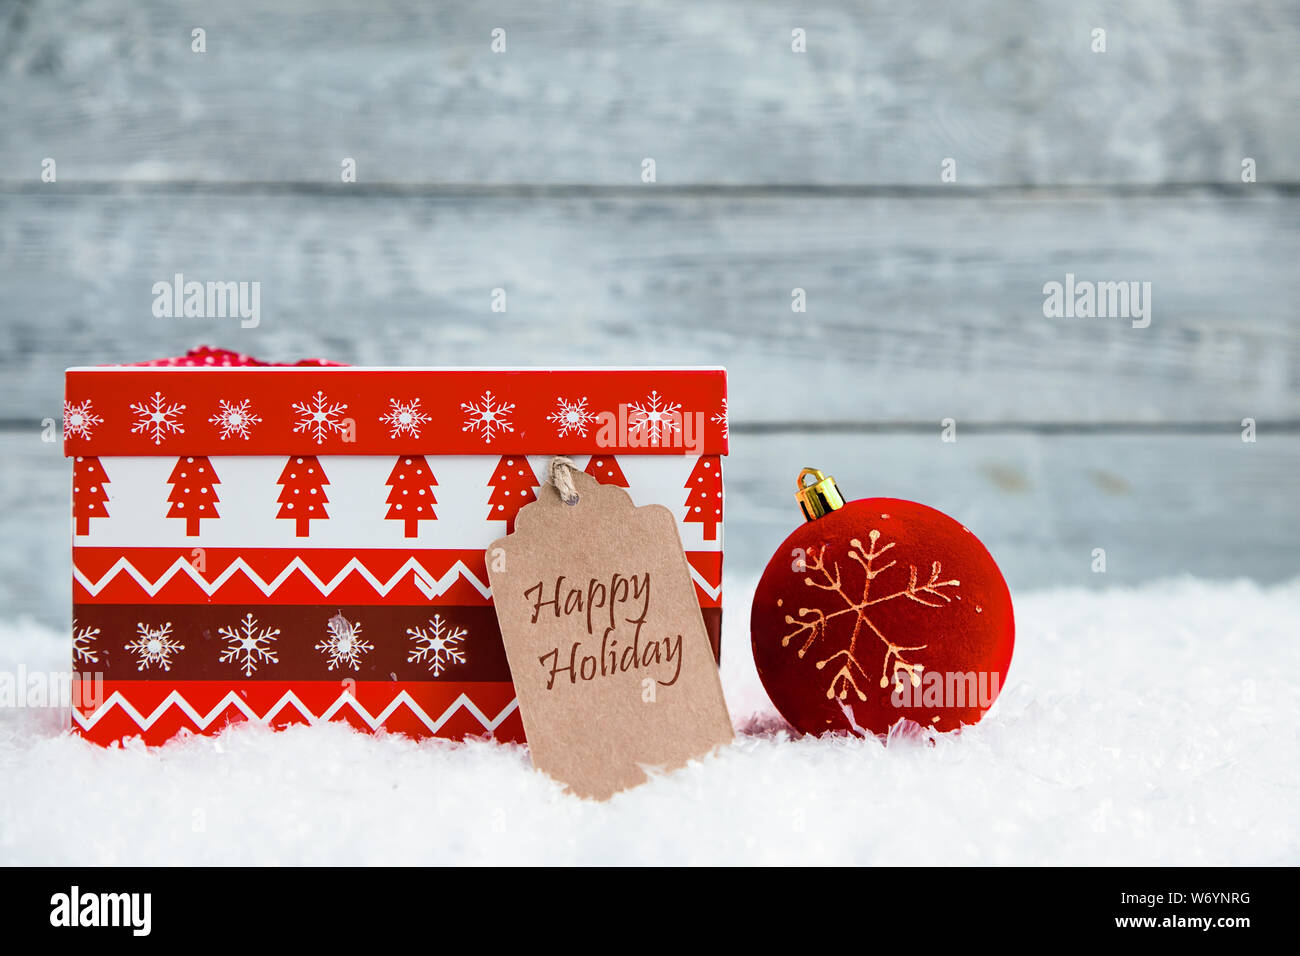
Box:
(751, 469), (1014, 737)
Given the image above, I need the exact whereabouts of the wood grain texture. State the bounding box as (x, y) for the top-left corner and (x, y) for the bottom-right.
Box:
(1, 188), (1296, 422)
(5, 431), (1296, 628)
(1, 0), (1297, 185)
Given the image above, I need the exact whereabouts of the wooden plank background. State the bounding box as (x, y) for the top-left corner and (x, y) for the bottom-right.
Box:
(0, 0), (1297, 626)
(2, 189), (1298, 423)
(3, 0), (1299, 185)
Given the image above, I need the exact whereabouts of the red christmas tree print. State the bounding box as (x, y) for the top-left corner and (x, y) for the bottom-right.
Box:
(166, 456), (220, 536)
(385, 455), (438, 537)
(585, 455), (630, 487)
(277, 455), (330, 537)
(684, 455), (722, 540)
(73, 456), (110, 535)
(487, 455), (539, 533)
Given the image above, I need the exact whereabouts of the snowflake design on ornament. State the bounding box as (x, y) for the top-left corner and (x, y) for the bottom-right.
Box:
(628, 390), (681, 445)
(781, 530), (959, 703)
(316, 614), (373, 671)
(547, 396), (597, 438)
(72, 620), (100, 664)
(209, 398), (263, 440)
(461, 391), (514, 444)
(712, 399), (729, 439)
(379, 397), (431, 439)
(63, 400), (103, 441)
(129, 391), (186, 445)
(292, 390), (349, 444)
(407, 614), (468, 676)
(126, 621), (185, 672)
(217, 612), (280, 676)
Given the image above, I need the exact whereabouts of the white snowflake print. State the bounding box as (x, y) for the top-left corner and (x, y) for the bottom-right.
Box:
(547, 396), (597, 438)
(712, 398), (729, 439)
(218, 612), (280, 676)
(63, 400), (103, 441)
(379, 397), (431, 439)
(72, 620), (100, 664)
(628, 390), (682, 444)
(407, 614), (468, 676)
(461, 391), (514, 444)
(130, 391), (186, 445)
(316, 614), (373, 671)
(292, 390), (349, 444)
(209, 398), (263, 440)
(126, 622), (185, 672)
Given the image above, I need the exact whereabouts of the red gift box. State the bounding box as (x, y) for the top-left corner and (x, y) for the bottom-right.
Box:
(64, 351), (728, 746)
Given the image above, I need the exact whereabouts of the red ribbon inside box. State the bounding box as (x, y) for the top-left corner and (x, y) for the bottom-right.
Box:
(65, 350), (728, 746)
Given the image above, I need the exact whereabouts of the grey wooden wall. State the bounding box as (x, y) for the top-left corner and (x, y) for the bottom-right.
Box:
(1, 0), (1298, 627)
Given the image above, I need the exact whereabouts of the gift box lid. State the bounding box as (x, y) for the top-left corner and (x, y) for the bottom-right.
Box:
(64, 361), (728, 457)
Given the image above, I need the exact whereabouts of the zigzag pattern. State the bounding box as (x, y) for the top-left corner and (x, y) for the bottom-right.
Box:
(73, 689), (519, 735)
(689, 566), (722, 601)
(73, 555), (493, 601)
(73, 555), (723, 601)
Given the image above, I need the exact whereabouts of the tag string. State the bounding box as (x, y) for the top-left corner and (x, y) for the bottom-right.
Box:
(548, 456), (580, 505)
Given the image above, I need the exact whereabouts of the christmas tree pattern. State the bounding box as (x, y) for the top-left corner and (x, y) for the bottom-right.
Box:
(584, 454), (629, 487)
(782, 530), (959, 702)
(487, 455), (539, 533)
(72, 456), (110, 535)
(385, 455), (438, 537)
(276, 455), (330, 537)
(683, 455), (722, 540)
(166, 456), (220, 536)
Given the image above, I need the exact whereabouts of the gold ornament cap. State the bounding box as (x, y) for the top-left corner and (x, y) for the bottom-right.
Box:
(795, 467), (845, 521)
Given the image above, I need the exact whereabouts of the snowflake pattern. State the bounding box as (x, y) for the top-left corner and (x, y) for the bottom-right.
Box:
(407, 614), (468, 676)
(218, 612), (280, 676)
(209, 398), (263, 440)
(125, 621), (185, 672)
(628, 390), (682, 445)
(316, 614), (373, 671)
(461, 391), (515, 444)
(782, 530), (959, 703)
(547, 396), (597, 438)
(72, 620), (100, 664)
(63, 400), (103, 441)
(379, 397), (431, 439)
(292, 390), (349, 444)
(712, 398), (729, 439)
(130, 391), (186, 445)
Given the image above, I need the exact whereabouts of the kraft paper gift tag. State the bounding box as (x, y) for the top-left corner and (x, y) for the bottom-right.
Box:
(486, 462), (734, 800)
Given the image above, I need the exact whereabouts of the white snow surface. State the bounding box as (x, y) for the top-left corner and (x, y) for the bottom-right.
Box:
(2, 577), (1297, 866)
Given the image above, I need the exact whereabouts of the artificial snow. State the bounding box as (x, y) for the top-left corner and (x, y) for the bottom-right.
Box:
(1, 578), (1296, 865)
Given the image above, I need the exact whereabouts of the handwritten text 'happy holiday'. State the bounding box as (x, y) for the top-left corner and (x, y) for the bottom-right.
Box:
(526, 573), (684, 690)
